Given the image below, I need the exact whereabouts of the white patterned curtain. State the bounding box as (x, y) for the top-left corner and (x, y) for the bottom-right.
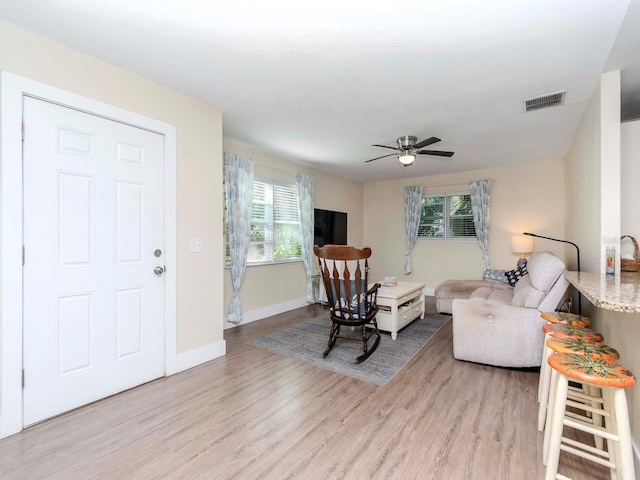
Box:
(469, 179), (491, 271)
(296, 173), (315, 303)
(224, 152), (255, 323)
(404, 186), (423, 274)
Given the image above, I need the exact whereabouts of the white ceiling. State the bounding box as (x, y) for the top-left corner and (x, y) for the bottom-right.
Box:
(0, 0), (637, 183)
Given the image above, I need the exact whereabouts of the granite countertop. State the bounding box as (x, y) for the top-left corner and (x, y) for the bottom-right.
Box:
(564, 271), (640, 313)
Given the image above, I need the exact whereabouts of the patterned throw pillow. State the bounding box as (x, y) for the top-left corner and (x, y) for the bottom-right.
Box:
(483, 268), (509, 283)
(505, 264), (528, 286)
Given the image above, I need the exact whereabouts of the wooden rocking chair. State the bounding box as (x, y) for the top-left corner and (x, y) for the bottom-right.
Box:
(313, 245), (381, 363)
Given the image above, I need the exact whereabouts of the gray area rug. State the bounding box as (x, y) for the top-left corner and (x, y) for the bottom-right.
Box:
(249, 313), (451, 386)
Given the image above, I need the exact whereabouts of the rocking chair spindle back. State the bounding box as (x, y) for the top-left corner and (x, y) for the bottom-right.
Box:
(313, 244), (381, 363)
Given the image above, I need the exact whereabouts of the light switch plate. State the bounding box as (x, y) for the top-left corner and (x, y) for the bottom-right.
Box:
(189, 238), (203, 253)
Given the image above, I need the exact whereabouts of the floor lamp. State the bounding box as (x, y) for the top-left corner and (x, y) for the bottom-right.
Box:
(523, 232), (581, 315)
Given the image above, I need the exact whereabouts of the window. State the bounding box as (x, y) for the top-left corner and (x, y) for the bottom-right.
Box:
(418, 193), (476, 239)
(225, 179), (302, 265)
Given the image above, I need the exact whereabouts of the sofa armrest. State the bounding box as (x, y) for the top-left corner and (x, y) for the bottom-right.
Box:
(452, 298), (546, 368)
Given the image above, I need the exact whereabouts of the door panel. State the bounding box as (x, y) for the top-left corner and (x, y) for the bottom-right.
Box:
(23, 97), (165, 426)
(58, 172), (92, 266)
(57, 293), (93, 375)
(116, 181), (144, 263)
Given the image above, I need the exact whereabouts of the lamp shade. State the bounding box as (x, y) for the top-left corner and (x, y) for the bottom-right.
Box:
(512, 235), (533, 254)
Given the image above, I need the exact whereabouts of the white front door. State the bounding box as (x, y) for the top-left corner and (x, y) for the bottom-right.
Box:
(22, 97), (166, 426)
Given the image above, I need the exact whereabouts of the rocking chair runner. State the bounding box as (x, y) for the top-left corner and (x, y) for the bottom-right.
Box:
(313, 244), (381, 363)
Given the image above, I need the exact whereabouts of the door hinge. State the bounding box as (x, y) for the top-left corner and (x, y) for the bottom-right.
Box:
(22, 246), (25, 265)
(22, 369), (25, 389)
(21, 121), (25, 141)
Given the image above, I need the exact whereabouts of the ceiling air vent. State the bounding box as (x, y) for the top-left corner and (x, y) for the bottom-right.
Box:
(524, 91), (566, 112)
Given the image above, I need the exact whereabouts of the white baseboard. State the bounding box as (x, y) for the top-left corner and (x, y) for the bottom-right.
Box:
(225, 297), (310, 329)
(174, 339), (226, 373)
(424, 287), (435, 296)
(0, 414), (18, 440)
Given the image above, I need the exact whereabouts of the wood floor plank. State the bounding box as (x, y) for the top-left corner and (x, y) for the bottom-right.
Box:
(0, 301), (611, 479)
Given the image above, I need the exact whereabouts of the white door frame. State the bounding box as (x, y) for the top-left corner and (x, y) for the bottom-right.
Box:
(0, 71), (177, 438)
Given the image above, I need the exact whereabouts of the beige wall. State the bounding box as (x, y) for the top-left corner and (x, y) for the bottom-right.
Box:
(621, 120), (640, 242)
(564, 71), (621, 275)
(222, 138), (364, 325)
(600, 71), (622, 274)
(363, 159), (566, 291)
(564, 81), (603, 273)
(565, 72), (640, 460)
(0, 19), (225, 356)
(619, 116), (640, 461)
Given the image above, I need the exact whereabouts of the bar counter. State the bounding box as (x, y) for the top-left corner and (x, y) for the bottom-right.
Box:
(565, 271), (640, 313)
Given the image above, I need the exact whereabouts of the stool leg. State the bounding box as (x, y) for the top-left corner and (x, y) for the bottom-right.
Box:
(545, 373), (568, 480)
(605, 387), (635, 480)
(543, 367), (559, 466)
(538, 335), (549, 402)
(588, 385), (605, 452)
(602, 387), (621, 480)
(538, 344), (552, 430)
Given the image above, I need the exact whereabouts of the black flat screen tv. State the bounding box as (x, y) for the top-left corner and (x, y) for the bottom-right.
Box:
(314, 208), (347, 247)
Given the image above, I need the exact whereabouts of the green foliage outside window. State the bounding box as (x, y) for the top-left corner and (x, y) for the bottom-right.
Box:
(225, 179), (302, 265)
(418, 193), (476, 239)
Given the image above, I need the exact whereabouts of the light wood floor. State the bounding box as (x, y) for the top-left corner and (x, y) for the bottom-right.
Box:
(0, 301), (609, 479)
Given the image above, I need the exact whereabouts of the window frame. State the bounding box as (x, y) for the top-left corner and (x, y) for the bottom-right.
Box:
(417, 191), (477, 241)
(225, 177), (303, 267)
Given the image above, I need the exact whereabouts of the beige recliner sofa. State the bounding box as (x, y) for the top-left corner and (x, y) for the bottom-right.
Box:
(450, 251), (569, 368)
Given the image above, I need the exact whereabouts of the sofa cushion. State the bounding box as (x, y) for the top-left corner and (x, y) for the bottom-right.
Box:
(527, 251), (565, 293)
(469, 286), (493, 302)
(505, 264), (528, 286)
(469, 285), (513, 305)
(435, 278), (513, 314)
(435, 279), (489, 299)
(511, 275), (545, 308)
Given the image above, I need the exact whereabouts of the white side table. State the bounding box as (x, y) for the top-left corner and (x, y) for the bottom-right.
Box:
(373, 281), (425, 340)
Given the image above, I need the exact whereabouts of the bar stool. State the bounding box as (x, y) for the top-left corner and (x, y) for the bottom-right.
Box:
(537, 326), (602, 430)
(540, 311), (592, 328)
(538, 334), (615, 432)
(540, 324), (604, 402)
(542, 323), (603, 343)
(546, 337), (618, 363)
(538, 312), (591, 402)
(542, 339), (621, 460)
(538, 312), (591, 403)
(545, 352), (636, 480)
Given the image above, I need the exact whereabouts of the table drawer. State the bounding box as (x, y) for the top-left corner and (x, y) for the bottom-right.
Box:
(378, 290), (422, 307)
(398, 290), (423, 305)
(376, 299), (423, 323)
(399, 301), (423, 323)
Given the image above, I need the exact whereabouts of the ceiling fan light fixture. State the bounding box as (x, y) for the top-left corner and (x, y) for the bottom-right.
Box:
(398, 153), (415, 165)
(365, 135), (453, 164)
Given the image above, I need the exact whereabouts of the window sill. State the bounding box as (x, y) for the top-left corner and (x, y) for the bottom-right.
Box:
(224, 258), (303, 269)
(417, 237), (477, 242)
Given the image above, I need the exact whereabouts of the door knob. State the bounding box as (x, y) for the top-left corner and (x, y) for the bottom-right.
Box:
(154, 266), (164, 275)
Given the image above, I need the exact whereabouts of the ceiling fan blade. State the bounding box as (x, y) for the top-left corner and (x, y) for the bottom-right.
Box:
(365, 153), (397, 163)
(413, 136), (441, 149)
(371, 144), (399, 151)
(416, 149), (454, 157)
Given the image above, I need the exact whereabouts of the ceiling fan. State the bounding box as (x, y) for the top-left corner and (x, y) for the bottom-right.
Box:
(365, 135), (454, 166)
